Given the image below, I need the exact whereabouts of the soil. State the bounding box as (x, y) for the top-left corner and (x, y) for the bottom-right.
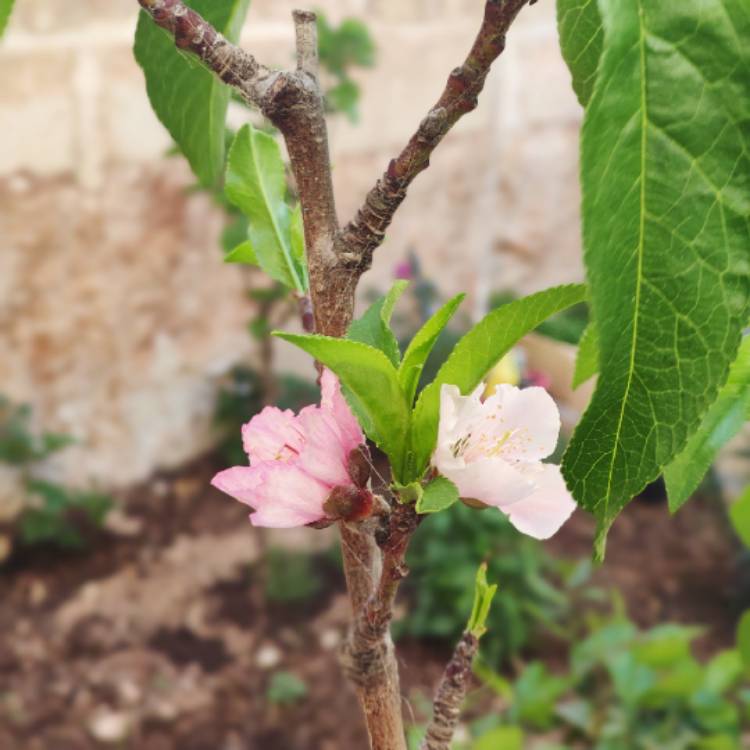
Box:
(0, 458), (741, 749)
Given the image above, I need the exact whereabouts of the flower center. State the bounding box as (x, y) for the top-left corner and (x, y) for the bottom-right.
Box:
(452, 428), (518, 462)
(274, 442), (302, 461)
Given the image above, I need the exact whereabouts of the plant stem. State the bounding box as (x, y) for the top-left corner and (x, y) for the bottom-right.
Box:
(420, 631), (479, 750)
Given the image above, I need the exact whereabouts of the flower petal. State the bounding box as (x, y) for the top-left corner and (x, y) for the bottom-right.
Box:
(296, 405), (352, 488)
(434, 384), (485, 472)
(502, 463), (576, 539)
(211, 464), (268, 506)
(249, 463), (330, 528)
(320, 369), (365, 454)
(440, 456), (535, 508)
(480, 384), (560, 463)
(242, 406), (305, 464)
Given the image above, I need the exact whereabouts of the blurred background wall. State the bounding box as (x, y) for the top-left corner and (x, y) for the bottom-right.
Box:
(0, 0), (582, 488)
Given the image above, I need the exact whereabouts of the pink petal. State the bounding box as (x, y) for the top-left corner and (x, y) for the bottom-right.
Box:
(211, 464), (268, 506)
(479, 384), (560, 463)
(241, 406), (305, 464)
(247, 463), (330, 528)
(440, 456), (535, 508)
(320, 369), (364, 454)
(295, 405), (352, 488)
(502, 463), (576, 539)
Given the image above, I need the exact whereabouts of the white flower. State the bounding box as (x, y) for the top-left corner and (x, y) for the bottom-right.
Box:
(432, 383), (576, 539)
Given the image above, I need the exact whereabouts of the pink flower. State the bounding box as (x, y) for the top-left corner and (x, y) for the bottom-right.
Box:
(212, 370), (366, 528)
(432, 383), (575, 539)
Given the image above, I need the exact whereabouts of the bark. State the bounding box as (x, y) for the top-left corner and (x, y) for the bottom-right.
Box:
(420, 632), (480, 750)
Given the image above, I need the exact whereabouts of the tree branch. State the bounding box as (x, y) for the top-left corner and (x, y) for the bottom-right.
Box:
(333, 0), (531, 288)
(137, 0), (275, 107)
(420, 631), (479, 750)
(342, 501), (418, 750)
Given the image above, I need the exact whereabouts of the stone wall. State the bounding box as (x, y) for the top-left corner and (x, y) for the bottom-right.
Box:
(0, 0), (583, 488)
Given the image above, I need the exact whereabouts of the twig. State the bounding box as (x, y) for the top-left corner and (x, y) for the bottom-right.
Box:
(333, 0), (531, 286)
(293, 9), (319, 78)
(136, 0), (275, 107)
(420, 631), (479, 750)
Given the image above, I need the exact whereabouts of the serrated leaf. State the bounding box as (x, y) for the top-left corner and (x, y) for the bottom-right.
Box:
(416, 477), (459, 515)
(347, 281), (408, 366)
(665, 336), (750, 512)
(273, 333), (411, 480)
(562, 0), (750, 560)
(0, 0), (15, 38)
(557, 0), (604, 106)
(224, 240), (258, 265)
(408, 284), (587, 481)
(572, 320), (599, 389)
(729, 485), (750, 549)
(134, 0), (251, 187)
(225, 124), (306, 291)
(290, 203), (308, 288)
(399, 294), (465, 406)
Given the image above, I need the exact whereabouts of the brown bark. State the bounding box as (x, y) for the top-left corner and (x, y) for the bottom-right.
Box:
(420, 632), (479, 750)
(135, 2), (533, 747)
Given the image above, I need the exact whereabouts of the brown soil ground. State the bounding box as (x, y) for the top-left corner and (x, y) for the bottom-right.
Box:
(0, 457), (741, 749)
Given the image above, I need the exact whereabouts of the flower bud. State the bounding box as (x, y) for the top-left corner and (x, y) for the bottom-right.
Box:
(347, 446), (371, 489)
(323, 485), (374, 522)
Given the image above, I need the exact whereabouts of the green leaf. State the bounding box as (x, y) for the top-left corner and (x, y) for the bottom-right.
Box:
(562, 0), (750, 560)
(273, 333), (411, 479)
(266, 671), (308, 705)
(704, 650), (744, 694)
(224, 240), (258, 266)
(467, 563), (498, 639)
(326, 79), (361, 122)
(665, 336), (750, 512)
(225, 124), (306, 291)
(729, 485), (750, 549)
(409, 284), (586, 481)
(0, 0), (15, 38)
(416, 477), (459, 515)
(347, 281), (408, 366)
(737, 610), (750, 669)
(399, 294), (465, 406)
(557, 0), (604, 106)
(472, 727), (523, 750)
(572, 320), (599, 389)
(134, 0), (251, 187)
(290, 204), (307, 280)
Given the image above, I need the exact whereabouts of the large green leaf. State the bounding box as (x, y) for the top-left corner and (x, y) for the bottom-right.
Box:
(134, 0), (251, 187)
(346, 281), (408, 366)
(225, 124), (306, 291)
(729, 486), (750, 549)
(557, 0), (604, 106)
(562, 0), (750, 559)
(572, 320), (599, 389)
(399, 294), (465, 406)
(409, 284), (587, 481)
(0, 0), (15, 38)
(665, 336), (750, 512)
(273, 333), (411, 480)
